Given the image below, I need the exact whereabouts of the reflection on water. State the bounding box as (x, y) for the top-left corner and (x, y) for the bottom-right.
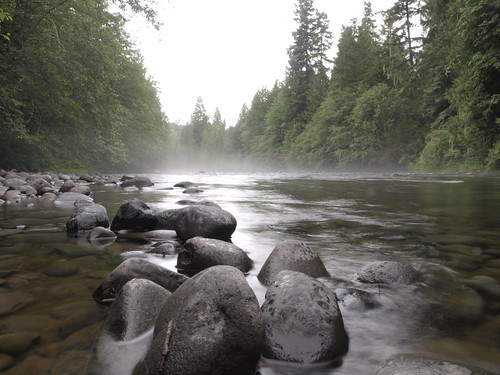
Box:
(1, 172), (500, 374)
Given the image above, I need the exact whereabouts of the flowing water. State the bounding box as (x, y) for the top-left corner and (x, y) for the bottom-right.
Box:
(1, 172), (500, 374)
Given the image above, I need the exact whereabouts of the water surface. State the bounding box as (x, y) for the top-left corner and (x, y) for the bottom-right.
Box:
(1, 172), (499, 374)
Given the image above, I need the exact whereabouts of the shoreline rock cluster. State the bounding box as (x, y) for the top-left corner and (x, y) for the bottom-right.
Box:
(0, 169), (496, 375)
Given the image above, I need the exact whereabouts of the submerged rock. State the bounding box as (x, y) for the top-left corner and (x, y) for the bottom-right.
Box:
(354, 260), (420, 285)
(375, 353), (495, 375)
(92, 258), (188, 305)
(66, 204), (109, 233)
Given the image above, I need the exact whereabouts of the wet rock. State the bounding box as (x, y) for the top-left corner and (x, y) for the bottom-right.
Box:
(121, 176), (154, 189)
(53, 192), (93, 205)
(2, 355), (54, 375)
(177, 236), (253, 274)
(110, 199), (158, 232)
(334, 288), (380, 311)
(460, 275), (500, 301)
(59, 180), (76, 192)
(173, 181), (197, 188)
(88, 226), (117, 241)
(92, 258), (188, 305)
(183, 187), (204, 194)
(39, 192), (57, 203)
(51, 350), (89, 375)
(2, 190), (22, 203)
(175, 199), (221, 209)
(173, 205), (237, 241)
(155, 208), (180, 230)
(375, 353), (495, 375)
(68, 185), (91, 195)
(354, 261), (420, 285)
(62, 323), (101, 351)
(257, 240), (329, 286)
(0, 354), (13, 372)
(4, 178), (26, 188)
(28, 178), (51, 194)
(0, 332), (40, 356)
(148, 242), (177, 256)
(66, 204), (109, 233)
(261, 271), (348, 364)
(0, 292), (35, 316)
(44, 259), (79, 277)
(133, 265), (263, 375)
(54, 243), (100, 258)
(103, 278), (171, 341)
(59, 304), (104, 339)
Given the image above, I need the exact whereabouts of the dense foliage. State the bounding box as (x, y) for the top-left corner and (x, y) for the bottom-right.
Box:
(180, 0), (498, 172)
(0, 0), (168, 172)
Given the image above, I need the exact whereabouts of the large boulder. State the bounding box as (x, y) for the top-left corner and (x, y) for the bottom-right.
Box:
(66, 204), (109, 233)
(133, 265), (263, 375)
(155, 208), (179, 230)
(261, 271), (349, 364)
(102, 278), (171, 341)
(111, 199), (158, 232)
(375, 353), (495, 375)
(257, 240), (329, 286)
(92, 258), (188, 305)
(354, 261), (420, 285)
(176, 236), (253, 275)
(173, 205), (237, 241)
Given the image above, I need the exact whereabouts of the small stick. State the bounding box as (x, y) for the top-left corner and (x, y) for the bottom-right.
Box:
(159, 320), (173, 374)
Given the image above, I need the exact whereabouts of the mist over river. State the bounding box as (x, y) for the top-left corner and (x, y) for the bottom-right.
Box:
(1, 172), (499, 374)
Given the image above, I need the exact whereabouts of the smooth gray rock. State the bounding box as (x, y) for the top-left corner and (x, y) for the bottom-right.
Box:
(334, 288), (380, 311)
(111, 199), (158, 232)
(173, 205), (237, 241)
(121, 176), (154, 189)
(92, 258), (188, 305)
(177, 236), (253, 274)
(53, 192), (93, 205)
(133, 265), (263, 375)
(354, 261), (420, 285)
(261, 271), (349, 364)
(257, 240), (329, 286)
(375, 353), (495, 375)
(102, 278), (171, 341)
(66, 204), (109, 233)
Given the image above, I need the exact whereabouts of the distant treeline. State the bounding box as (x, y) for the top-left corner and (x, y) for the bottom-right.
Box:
(1, 0), (499, 173)
(172, 0), (499, 173)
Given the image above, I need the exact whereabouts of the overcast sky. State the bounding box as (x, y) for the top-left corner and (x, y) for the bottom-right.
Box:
(126, 0), (396, 126)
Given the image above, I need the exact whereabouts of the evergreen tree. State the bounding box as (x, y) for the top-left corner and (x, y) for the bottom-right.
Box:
(190, 96), (209, 148)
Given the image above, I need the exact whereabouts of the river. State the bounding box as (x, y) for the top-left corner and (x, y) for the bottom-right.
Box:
(1, 172), (499, 374)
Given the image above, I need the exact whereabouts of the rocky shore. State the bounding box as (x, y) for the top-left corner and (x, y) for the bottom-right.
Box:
(0, 169), (498, 374)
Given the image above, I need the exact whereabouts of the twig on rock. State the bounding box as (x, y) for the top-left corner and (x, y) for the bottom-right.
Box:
(159, 320), (173, 374)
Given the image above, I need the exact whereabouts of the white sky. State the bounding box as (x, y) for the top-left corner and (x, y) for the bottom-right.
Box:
(126, 0), (396, 126)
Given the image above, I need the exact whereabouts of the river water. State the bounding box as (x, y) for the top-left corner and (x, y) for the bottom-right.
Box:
(1, 172), (499, 374)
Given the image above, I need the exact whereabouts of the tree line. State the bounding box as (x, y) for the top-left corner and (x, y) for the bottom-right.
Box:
(1, 0), (498, 173)
(175, 0), (499, 172)
(0, 0), (168, 172)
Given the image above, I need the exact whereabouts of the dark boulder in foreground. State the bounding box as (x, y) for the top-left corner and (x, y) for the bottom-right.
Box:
(92, 258), (188, 305)
(177, 236), (253, 275)
(102, 278), (171, 341)
(110, 199), (158, 232)
(173, 205), (237, 241)
(354, 261), (420, 285)
(257, 240), (329, 286)
(261, 271), (348, 364)
(133, 265), (263, 375)
(375, 353), (495, 375)
(66, 204), (109, 233)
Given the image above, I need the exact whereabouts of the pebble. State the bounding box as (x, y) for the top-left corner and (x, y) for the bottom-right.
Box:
(0, 332), (40, 356)
(0, 292), (35, 316)
(44, 260), (79, 277)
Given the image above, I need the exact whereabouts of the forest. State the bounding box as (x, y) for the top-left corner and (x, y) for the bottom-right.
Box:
(1, 0), (499, 172)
